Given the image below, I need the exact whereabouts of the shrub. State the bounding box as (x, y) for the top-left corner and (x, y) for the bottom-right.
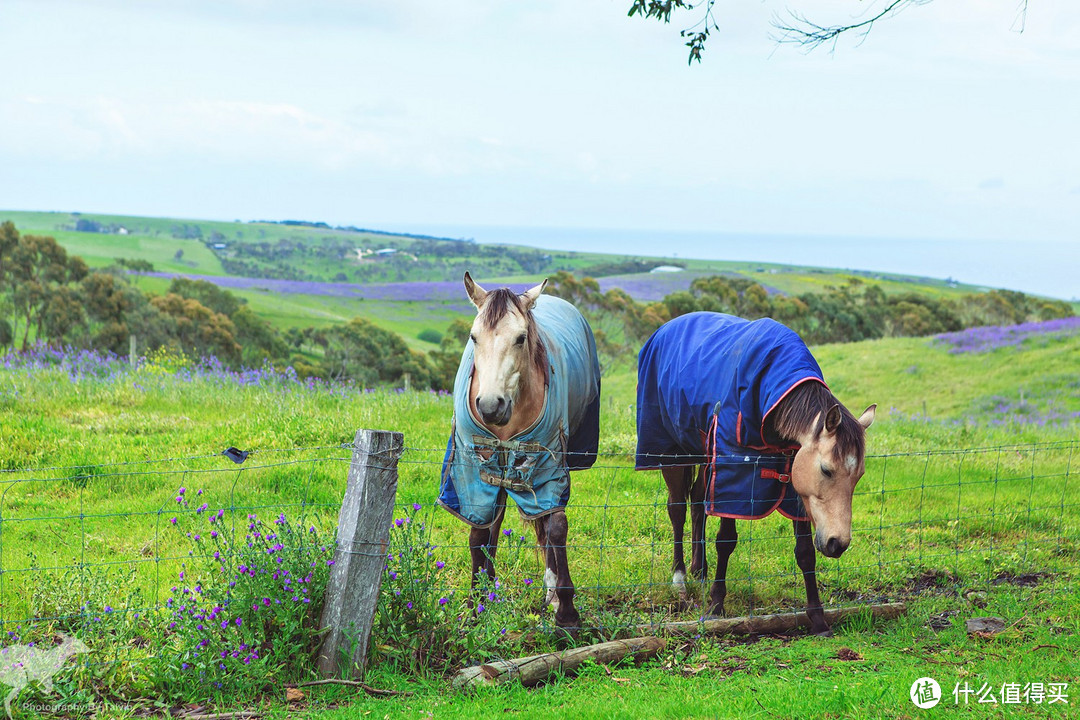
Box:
(417, 328), (443, 344)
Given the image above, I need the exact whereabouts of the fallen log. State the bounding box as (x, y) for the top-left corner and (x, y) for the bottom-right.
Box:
(452, 603), (906, 689)
(636, 601), (908, 637)
(453, 636), (666, 688)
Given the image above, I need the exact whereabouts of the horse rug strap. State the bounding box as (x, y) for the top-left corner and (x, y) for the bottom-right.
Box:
(472, 434), (559, 492)
(438, 294), (601, 528)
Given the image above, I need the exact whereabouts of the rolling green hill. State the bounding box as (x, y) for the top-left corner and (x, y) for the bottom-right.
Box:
(5, 208), (1050, 357)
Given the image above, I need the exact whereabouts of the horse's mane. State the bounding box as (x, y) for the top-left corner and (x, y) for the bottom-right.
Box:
(771, 381), (865, 463)
(479, 287), (548, 371)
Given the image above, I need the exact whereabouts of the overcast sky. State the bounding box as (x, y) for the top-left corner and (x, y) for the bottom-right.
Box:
(2, 1), (1077, 282)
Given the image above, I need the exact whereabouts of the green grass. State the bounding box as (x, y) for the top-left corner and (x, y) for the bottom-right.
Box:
(1, 327), (1077, 718)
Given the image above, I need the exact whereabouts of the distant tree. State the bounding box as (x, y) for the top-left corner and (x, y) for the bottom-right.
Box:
(150, 293), (241, 364)
(42, 285), (86, 341)
(0, 221), (18, 292)
(8, 234), (88, 348)
(166, 278), (287, 363)
(167, 278), (242, 317)
(429, 318), (471, 391)
(74, 218), (103, 233)
(323, 318), (433, 388)
(231, 305), (289, 366)
(417, 328), (443, 344)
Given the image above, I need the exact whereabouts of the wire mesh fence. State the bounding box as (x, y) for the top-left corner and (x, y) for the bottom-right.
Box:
(0, 437), (1076, 671)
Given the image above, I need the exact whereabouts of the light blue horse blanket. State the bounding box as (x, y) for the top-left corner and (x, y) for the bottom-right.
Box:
(439, 295), (601, 528)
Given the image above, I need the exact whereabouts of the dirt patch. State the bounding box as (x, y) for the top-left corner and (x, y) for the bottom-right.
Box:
(906, 569), (960, 595)
(992, 571), (1050, 587)
(835, 647), (863, 661)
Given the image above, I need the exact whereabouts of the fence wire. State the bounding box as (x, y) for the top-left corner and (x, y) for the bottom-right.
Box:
(0, 439), (1076, 675)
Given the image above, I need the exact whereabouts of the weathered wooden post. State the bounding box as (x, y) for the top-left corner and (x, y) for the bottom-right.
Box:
(129, 334), (137, 368)
(316, 428), (404, 678)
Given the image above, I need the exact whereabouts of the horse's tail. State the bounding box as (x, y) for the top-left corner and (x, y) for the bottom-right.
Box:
(525, 516), (546, 563)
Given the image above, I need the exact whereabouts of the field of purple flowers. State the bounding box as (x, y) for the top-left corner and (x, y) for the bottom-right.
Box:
(934, 316), (1080, 354)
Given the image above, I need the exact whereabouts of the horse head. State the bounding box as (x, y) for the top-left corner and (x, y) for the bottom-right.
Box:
(463, 272), (547, 429)
(790, 403), (876, 558)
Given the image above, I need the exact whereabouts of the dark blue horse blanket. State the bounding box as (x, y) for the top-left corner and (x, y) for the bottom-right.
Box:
(636, 312), (823, 520)
(439, 295), (601, 528)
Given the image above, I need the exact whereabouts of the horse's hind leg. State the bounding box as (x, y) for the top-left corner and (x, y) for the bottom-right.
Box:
(542, 510), (579, 630)
(794, 518), (831, 636)
(707, 516), (737, 616)
(661, 466), (692, 600)
(688, 465), (708, 582)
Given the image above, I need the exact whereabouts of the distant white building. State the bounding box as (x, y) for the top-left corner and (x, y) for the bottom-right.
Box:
(650, 265), (684, 273)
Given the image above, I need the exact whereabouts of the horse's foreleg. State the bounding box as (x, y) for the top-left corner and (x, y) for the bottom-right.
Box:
(661, 466), (690, 598)
(543, 510), (579, 629)
(688, 465), (708, 582)
(794, 518), (830, 636)
(527, 520), (561, 613)
(468, 526), (496, 589)
(707, 516), (737, 616)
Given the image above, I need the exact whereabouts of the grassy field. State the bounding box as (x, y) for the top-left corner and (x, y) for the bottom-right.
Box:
(1, 320), (1077, 718)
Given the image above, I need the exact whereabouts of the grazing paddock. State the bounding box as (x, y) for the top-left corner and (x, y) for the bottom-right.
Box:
(1, 332), (1077, 716)
(2, 438), (1074, 650)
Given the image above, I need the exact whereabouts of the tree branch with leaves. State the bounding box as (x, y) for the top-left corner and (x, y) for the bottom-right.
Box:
(630, 1), (1030, 62)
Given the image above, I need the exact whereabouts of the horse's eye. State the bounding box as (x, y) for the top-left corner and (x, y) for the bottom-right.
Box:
(821, 466), (833, 479)
(469, 334), (477, 344)
(515, 334), (526, 345)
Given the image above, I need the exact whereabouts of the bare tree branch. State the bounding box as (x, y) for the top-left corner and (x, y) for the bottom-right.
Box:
(772, 0), (934, 51)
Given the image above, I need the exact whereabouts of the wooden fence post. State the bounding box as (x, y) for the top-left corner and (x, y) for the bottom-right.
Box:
(316, 428), (404, 678)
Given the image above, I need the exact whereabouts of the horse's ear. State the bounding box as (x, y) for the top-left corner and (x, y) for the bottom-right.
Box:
(464, 272), (487, 309)
(857, 404), (877, 430)
(521, 278), (548, 310)
(824, 404), (842, 433)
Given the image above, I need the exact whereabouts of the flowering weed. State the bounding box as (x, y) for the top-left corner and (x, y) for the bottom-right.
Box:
(150, 490), (333, 699)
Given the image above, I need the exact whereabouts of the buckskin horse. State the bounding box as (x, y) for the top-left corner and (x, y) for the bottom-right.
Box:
(439, 273), (601, 630)
(635, 311), (875, 635)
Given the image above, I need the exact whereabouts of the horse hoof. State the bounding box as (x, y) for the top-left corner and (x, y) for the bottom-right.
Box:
(552, 620), (581, 645)
(813, 626), (834, 638)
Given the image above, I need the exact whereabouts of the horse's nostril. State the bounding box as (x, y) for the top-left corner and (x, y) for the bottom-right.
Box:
(826, 538), (840, 556)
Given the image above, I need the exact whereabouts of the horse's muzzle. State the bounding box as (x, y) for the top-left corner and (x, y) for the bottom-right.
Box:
(476, 395), (512, 426)
(817, 534), (849, 559)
